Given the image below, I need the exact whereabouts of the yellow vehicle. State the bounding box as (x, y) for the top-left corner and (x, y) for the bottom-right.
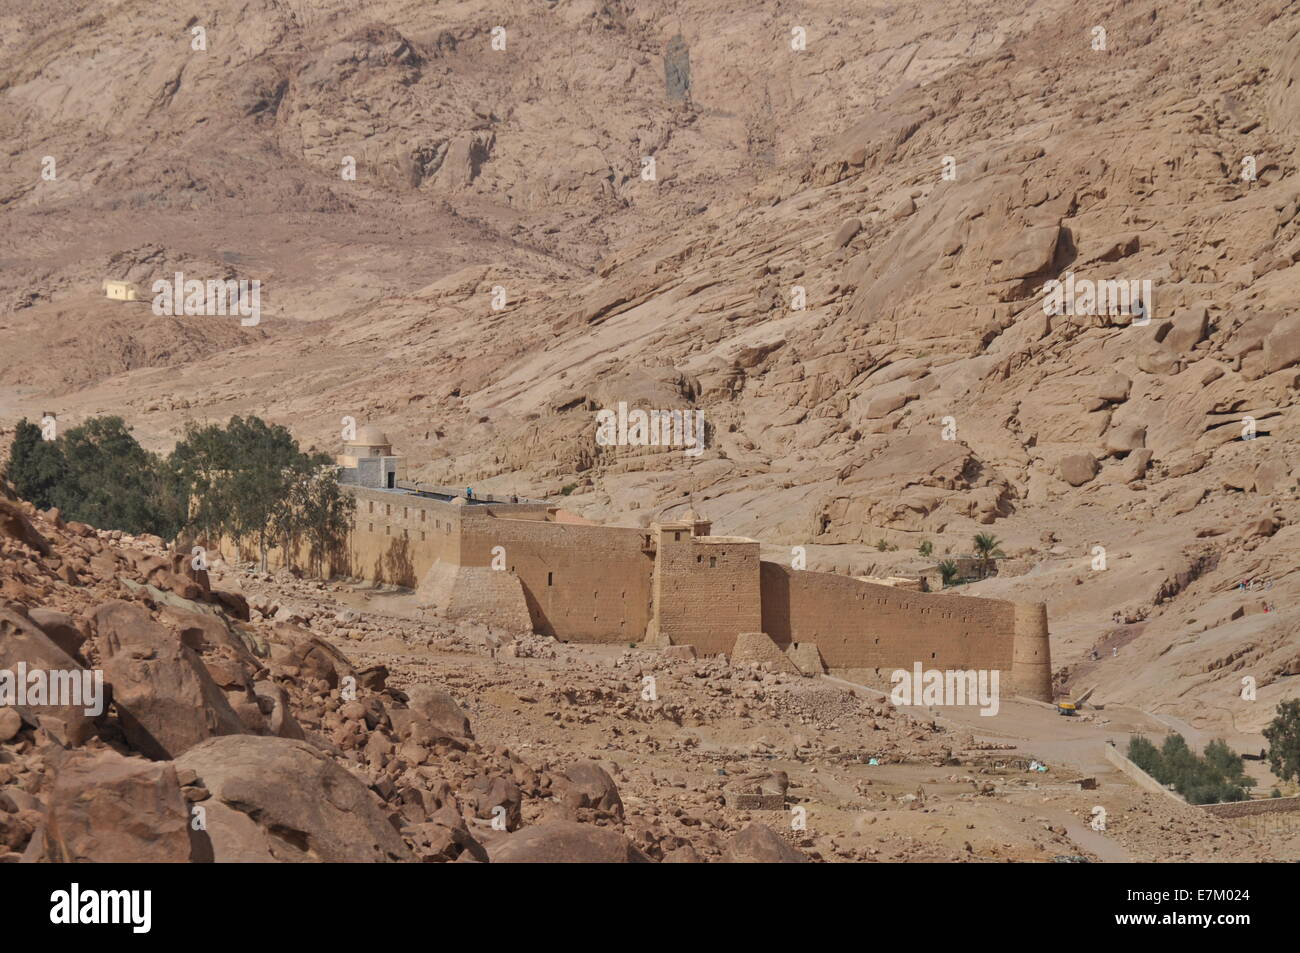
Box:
(1056, 702), (1078, 716)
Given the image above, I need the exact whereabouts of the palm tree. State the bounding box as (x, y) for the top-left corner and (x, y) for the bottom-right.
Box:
(972, 533), (1005, 579)
(938, 560), (960, 588)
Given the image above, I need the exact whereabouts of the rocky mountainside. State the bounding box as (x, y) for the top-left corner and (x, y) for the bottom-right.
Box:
(2, 0), (1299, 737)
(0, 491), (1282, 862)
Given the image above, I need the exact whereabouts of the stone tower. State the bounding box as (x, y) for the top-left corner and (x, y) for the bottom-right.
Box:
(1011, 601), (1053, 701)
(646, 513), (762, 654)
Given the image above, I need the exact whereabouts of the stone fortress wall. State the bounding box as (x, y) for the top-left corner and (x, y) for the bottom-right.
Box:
(758, 564), (1050, 698)
(252, 428), (1053, 701)
(334, 483), (1052, 700)
(456, 506), (654, 643)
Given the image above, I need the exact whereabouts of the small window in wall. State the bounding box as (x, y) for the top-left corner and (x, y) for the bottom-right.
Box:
(674, 531), (681, 541)
(709, 556), (717, 568)
(368, 523), (373, 533)
(368, 501), (374, 514)
(420, 510), (426, 522)
(403, 528), (408, 539)
(403, 507), (408, 520)
(385, 526), (391, 536)
(420, 531), (426, 542)
(931, 652), (936, 659)
(547, 572), (553, 586)
(697, 555), (702, 563)
(387, 472), (395, 489)
(385, 504), (391, 516)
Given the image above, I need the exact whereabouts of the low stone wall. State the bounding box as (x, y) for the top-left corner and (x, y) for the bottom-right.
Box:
(1103, 744), (1300, 817)
(1201, 796), (1300, 819)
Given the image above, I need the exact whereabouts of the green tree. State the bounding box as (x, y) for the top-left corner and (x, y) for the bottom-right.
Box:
(938, 559), (960, 588)
(169, 416), (350, 575)
(3, 418), (67, 510)
(289, 458), (355, 577)
(168, 421), (239, 543)
(1137, 733), (1255, 805)
(1203, 738), (1249, 785)
(1127, 735), (1162, 776)
(1264, 699), (1300, 783)
(1159, 733), (1199, 794)
(972, 533), (1005, 578)
(215, 416), (301, 572)
(919, 540), (933, 558)
(53, 417), (178, 537)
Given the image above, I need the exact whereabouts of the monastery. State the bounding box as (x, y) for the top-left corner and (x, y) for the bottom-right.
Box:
(329, 426), (1053, 700)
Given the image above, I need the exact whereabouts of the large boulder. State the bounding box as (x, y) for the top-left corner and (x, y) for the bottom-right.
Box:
(404, 685), (473, 740)
(1263, 313), (1300, 372)
(269, 623), (355, 687)
(1253, 457), (1291, 495)
(159, 607), (256, 661)
(1058, 453), (1100, 486)
(0, 608), (99, 746)
(489, 821), (650, 863)
(43, 749), (193, 862)
(0, 707), (21, 742)
(1104, 424), (1146, 457)
(175, 735), (413, 862)
(1093, 372), (1131, 403)
(95, 600), (246, 760)
(1115, 449), (1153, 483)
(26, 609), (88, 664)
(723, 823), (811, 863)
(0, 500), (51, 555)
(832, 218), (862, 248)
(989, 224), (1060, 281)
(558, 761), (624, 819)
(1160, 306), (1209, 352)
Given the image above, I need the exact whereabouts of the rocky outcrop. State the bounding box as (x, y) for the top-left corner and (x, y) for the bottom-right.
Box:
(43, 749), (192, 863)
(96, 600), (247, 760)
(489, 821), (650, 863)
(176, 736), (413, 863)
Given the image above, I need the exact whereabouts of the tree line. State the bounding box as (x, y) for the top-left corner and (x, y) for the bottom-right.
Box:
(1126, 733), (1256, 804)
(5, 415), (354, 573)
